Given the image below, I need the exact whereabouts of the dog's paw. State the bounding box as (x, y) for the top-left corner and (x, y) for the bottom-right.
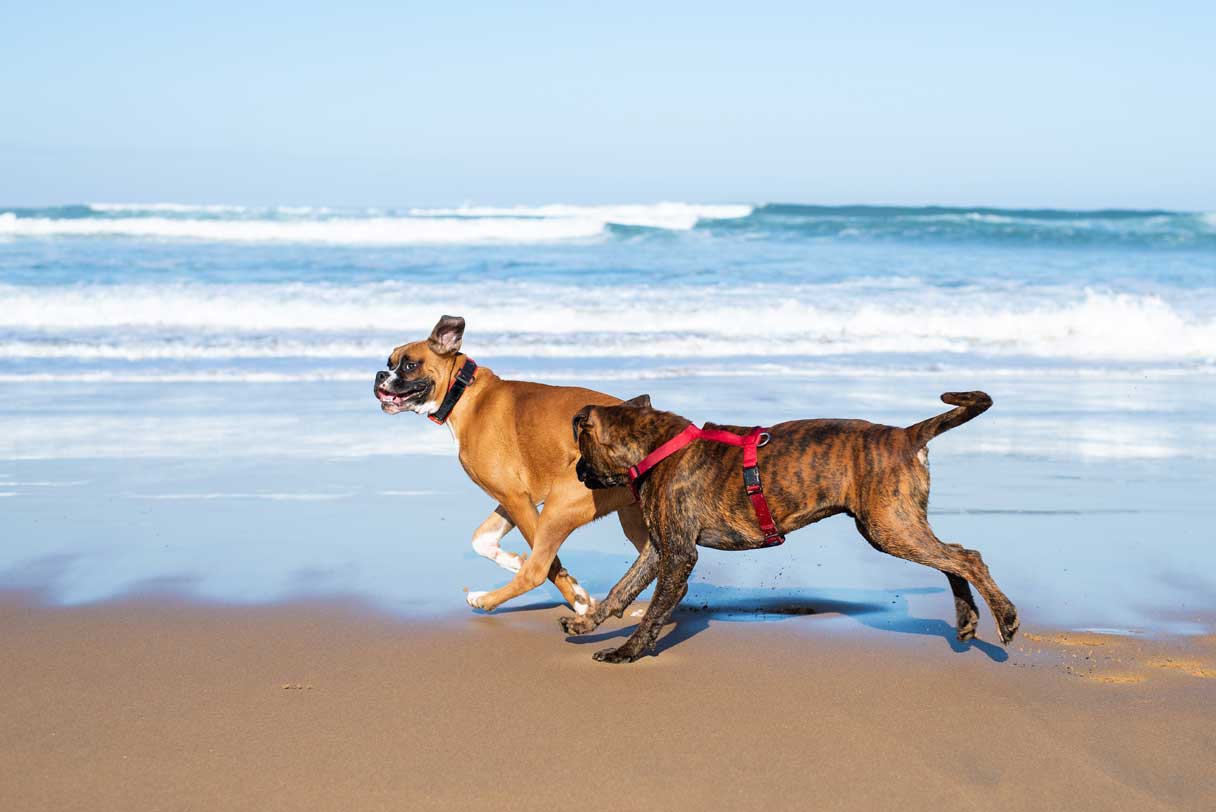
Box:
(998, 607), (1020, 645)
(593, 645), (641, 664)
(954, 601), (979, 643)
(559, 615), (598, 636)
(466, 590), (492, 611)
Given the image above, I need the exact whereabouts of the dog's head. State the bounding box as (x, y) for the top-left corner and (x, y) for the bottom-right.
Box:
(374, 315), (465, 416)
(572, 395), (663, 489)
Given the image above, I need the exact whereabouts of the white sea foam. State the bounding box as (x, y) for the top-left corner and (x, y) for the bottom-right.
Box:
(0, 202), (752, 244)
(88, 202), (255, 214)
(1, 282), (1212, 363)
(0, 212), (607, 244)
(0, 362), (1210, 386)
(0, 415), (455, 460)
(124, 491), (355, 500)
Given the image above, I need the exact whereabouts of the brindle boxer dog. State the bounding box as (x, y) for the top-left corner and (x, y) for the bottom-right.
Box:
(374, 315), (647, 614)
(567, 392), (1018, 663)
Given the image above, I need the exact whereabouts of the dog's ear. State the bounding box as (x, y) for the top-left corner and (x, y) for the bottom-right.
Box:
(427, 315), (465, 356)
(572, 406), (593, 442)
(624, 394), (652, 409)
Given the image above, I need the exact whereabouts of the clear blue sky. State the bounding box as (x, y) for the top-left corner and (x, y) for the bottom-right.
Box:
(3, 1), (1214, 209)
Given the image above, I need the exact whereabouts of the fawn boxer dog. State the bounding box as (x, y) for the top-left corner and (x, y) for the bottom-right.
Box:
(374, 315), (646, 614)
(567, 392), (1018, 663)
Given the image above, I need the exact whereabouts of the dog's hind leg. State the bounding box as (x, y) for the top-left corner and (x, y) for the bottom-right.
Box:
(471, 505), (524, 574)
(593, 537), (697, 664)
(855, 513), (1018, 645)
(559, 539), (658, 636)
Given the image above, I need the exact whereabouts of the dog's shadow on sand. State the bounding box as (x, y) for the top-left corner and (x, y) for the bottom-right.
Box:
(563, 583), (1010, 662)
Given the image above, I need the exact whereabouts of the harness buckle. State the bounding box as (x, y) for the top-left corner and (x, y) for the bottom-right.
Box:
(742, 466), (761, 489)
(454, 364), (476, 386)
(756, 431), (771, 447)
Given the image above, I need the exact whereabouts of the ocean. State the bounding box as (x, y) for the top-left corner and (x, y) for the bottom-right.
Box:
(1, 202), (1214, 637)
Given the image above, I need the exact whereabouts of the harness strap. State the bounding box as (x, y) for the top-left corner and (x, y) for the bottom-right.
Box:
(740, 428), (784, 547)
(628, 423), (701, 485)
(428, 357), (477, 425)
(627, 423), (785, 547)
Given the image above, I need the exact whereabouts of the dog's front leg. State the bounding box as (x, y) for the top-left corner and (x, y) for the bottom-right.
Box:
(593, 535), (697, 664)
(467, 491), (592, 613)
(559, 540), (658, 636)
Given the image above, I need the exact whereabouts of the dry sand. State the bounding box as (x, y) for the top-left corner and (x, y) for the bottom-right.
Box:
(2, 591), (1214, 811)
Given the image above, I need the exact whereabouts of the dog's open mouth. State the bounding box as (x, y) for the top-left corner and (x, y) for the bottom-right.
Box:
(376, 384), (429, 414)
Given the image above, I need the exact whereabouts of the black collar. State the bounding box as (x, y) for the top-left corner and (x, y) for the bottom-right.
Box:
(428, 357), (477, 425)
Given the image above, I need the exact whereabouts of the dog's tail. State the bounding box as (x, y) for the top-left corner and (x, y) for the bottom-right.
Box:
(904, 391), (992, 448)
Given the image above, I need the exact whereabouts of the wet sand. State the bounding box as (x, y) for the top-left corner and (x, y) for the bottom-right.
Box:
(2, 592), (1213, 811)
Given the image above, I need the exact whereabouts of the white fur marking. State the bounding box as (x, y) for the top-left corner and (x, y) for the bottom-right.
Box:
(408, 398), (439, 416)
(471, 529), (502, 559)
(496, 552), (523, 573)
(571, 583), (592, 615)
(630, 608), (644, 617)
(466, 590), (489, 608)
(472, 519), (522, 573)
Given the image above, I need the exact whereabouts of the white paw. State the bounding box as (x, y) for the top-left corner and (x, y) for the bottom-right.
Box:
(466, 590), (490, 610)
(630, 608), (644, 617)
(574, 600), (590, 616)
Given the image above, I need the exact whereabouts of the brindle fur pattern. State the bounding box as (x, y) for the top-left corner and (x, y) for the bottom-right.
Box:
(567, 392), (1019, 663)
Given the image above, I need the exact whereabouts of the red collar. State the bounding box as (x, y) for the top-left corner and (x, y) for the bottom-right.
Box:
(627, 423), (784, 547)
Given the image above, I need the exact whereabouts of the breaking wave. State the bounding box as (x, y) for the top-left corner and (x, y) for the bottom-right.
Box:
(1, 281), (1213, 365)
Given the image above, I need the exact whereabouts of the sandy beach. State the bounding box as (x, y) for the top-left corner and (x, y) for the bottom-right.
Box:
(3, 588), (1214, 811)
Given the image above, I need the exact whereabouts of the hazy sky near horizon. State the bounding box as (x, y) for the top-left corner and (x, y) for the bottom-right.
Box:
(3, 1), (1214, 210)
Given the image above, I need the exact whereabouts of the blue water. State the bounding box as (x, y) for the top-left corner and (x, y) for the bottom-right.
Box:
(1, 202), (1214, 637)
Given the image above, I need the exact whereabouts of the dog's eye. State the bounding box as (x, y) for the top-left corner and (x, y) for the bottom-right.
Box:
(402, 361), (419, 372)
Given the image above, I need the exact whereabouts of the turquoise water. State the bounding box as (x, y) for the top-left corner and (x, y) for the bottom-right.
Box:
(1, 202), (1214, 638)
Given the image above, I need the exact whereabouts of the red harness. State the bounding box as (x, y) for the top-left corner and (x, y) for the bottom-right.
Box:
(628, 424), (785, 548)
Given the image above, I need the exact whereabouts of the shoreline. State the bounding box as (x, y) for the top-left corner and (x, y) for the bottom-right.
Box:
(3, 589), (1213, 811)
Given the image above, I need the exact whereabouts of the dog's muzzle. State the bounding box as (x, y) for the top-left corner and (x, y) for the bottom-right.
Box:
(576, 457), (621, 490)
(374, 373), (431, 412)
